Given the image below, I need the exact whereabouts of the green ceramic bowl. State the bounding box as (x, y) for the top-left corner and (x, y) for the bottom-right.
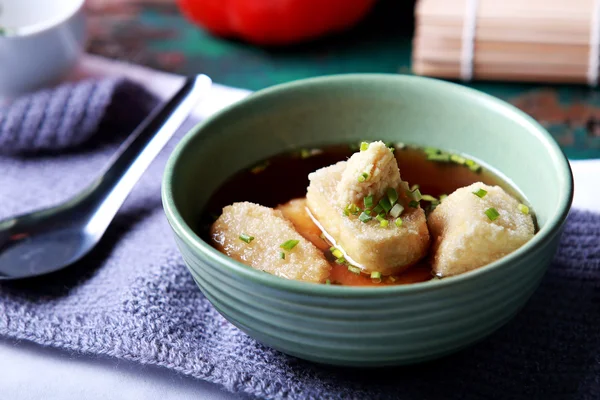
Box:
(162, 74), (573, 367)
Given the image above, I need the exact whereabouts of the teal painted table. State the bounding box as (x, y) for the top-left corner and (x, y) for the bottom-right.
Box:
(87, 1), (600, 159)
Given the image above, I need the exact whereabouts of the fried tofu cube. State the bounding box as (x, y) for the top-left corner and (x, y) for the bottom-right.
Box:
(211, 202), (331, 283)
(427, 182), (535, 277)
(307, 161), (430, 275)
(337, 141), (403, 207)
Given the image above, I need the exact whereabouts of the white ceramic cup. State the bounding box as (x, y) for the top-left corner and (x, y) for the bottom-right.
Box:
(0, 0), (86, 98)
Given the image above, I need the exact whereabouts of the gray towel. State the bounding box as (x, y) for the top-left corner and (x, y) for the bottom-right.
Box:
(0, 80), (599, 400)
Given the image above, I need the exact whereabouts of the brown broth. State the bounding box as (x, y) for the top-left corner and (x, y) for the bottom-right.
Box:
(199, 145), (516, 286)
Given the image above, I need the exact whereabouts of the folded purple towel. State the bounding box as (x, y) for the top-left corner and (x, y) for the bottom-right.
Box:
(0, 78), (157, 154)
(0, 80), (598, 400)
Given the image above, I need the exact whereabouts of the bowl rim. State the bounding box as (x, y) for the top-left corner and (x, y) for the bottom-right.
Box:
(162, 73), (574, 296)
(0, 0), (85, 38)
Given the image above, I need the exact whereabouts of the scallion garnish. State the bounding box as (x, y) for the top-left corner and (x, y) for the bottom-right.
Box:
(409, 201), (419, 208)
(250, 162), (269, 174)
(335, 257), (346, 265)
(371, 271), (382, 283)
(331, 247), (344, 259)
(387, 188), (398, 205)
(364, 195), (374, 208)
(380, 219), (389, 228)
(410, 184), (420, 191)
(360, 142), (370, 151)
(344, 203), (361, 216)
(359, 212), (372, 223)
(424, 147), (440, 155)
(408, 188), (423, 202)
(518, 203), (530, 215)
(466, 159), (481, 172)
(280, 239), (300, 250)
(439, 194), (448, 202)
(280, 251), (285, 260)
(390, 203), (404, 218)
(421, 194), (438, 202)
(372, 204), (383, 214)
(472, 188), (487, 198)
(378, 197), (392, 213)
(484, 207), (500, 221)
(239, 234), (254, 244)
(325, 279), (331, 285)
(358, 172), (370, 182)
(450, 154), (466, 165)
(395, 217), (403, 227)
(427, 153), (451, 162)
(348, 265), (361, 275)
(300, 149), (311, 159)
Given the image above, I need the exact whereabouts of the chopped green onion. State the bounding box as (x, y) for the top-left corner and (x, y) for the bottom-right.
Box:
(439, 194), (448, 202)
(376, 214), (385, 222)
(348, 265), (361, 275)
(331, 248), (344, 259)
(280, 251), (286, 260)
(424, 147), (440, 155)
(408, 188), (423, 202)
(250, 162), (269, 174)
(390, 203), (404, 218)
(325, 279), (331, 285)
(518, 203), (530, 215)
(280, 239), (300, 250)
(371, 271), (382, 283)
(358, 172), (370, 182)
(427, 153), (451, 162)
(239, 234), (254, 244)
(484, 207), (500, 221)
(421, 194), (438, 202)
(360, 142), (369, 151)
(388, 276), (397, 283)
(364, 195), (374, 208)
(380, 219), (389, 228)
(410, 184), (420, 191)
(344, 203), (361, 216)
(472, 188), (487, 198)
(409, 201), (419, 208)
(335, 257), (346, 265)
(450, 154), (466, 165)
(372, 204), (383, 214)
(385, 141), (395, 149)
(395, 217), (403, 227)
(466, 159), (481, 172)
(378, 197), (392, 213)
(300, 149), (311, 159)
(387, 188), (399, 205)
(359, 212), (372, 223)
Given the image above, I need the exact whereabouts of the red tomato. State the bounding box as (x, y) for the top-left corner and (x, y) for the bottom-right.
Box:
(177, 0), (377, 46)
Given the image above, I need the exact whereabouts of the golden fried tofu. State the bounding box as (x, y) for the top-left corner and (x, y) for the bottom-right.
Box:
(211, 202), (331, 283)
(428, 182), (535, 277)
(337, 141), (403, 207)
(307, 161), (430, 276)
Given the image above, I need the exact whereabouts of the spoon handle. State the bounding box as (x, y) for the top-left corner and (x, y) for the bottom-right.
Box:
(83, 75), (212, 234)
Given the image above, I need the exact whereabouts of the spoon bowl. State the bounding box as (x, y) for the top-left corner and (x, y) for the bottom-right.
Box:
(0, 74), (211, 280)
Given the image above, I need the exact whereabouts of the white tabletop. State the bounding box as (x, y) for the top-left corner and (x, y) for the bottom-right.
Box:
(1, 55), (598, 400)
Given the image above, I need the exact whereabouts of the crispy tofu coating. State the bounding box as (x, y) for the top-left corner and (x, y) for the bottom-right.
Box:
(427, 183), (535, 277)
(337, 141), (403, 207)
(307, 161), (430, 275)
(211, 202), (331, 283)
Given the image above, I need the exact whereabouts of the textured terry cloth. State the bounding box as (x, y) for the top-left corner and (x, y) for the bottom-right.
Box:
(0, 78), (158, 155)
(0, 106), (599, 399)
